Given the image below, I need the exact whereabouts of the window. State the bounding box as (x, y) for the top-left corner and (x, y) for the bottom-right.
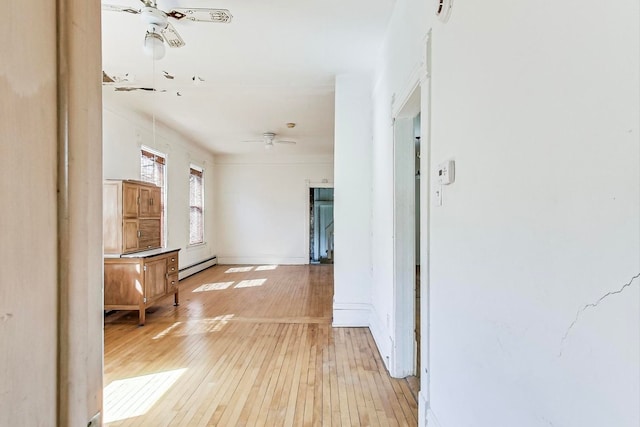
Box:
(189, 166), (204, 245)
(140, 147), (166, 245)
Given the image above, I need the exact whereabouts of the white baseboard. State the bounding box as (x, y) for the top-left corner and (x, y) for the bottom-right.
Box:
(418, 391), (429, 427)
(332, 303), (371, 327)
(426, 406), (442, 427)
(217, 256), (307, 265)
(368, 307), (392, 371)
(178, 256), (217, 280)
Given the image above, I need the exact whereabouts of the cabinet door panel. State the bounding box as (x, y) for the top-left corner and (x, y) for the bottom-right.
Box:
(123, 183), (139, 217)
(138, 219), (161, 250)
(123, 220), (139, 252)
(104, 262), (143, 305)
(149, 186), (162, 217)
(139, 186), (151, 217)
(145, 258), (167, 301)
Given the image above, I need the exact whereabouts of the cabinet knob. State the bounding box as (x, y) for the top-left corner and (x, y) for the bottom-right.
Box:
(171, 258), (175, 262)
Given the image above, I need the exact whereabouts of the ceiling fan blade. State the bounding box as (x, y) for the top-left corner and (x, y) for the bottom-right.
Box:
(102, 4), (141, 14)
(102, 71), (115, 83)
(114, 87), (160, 92)
(275, 140), (297, 145)
(161, 23), (185, 48)
(167, 8), (232, 23)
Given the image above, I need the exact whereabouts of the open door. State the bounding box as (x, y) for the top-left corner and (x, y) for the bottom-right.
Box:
(307, 185), (334, 264)
(306, 182), (335, 264)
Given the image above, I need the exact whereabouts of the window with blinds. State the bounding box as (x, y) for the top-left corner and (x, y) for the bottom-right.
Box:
(189, 166), (204, 245)
(140, 148), (166, 245)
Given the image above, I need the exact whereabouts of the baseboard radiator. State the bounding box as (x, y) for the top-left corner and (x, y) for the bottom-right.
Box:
(178, 256), (217, 280)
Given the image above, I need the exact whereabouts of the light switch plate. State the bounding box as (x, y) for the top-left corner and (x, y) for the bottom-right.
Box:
(434, 185), (443, 207)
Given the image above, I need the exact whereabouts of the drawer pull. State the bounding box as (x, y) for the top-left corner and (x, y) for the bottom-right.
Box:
(171, 258), (175, 262)
(171, 267), (175, 271)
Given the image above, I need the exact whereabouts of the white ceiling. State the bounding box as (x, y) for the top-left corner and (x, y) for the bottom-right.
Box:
(101, 0), (395, 155)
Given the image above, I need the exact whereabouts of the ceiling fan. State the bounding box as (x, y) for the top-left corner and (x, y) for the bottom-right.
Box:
(102, 0), (233, 60)
(244, 132), (297, 150)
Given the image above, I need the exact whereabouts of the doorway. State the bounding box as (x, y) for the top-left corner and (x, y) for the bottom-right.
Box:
(392, 86), (422, 379)
(309, 188), (334, 264)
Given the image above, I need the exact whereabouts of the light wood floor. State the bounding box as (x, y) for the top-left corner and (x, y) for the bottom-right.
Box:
(104, 264), (418, 426)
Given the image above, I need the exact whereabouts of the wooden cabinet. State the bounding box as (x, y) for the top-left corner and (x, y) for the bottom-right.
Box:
(103, 179), (173, 325)
(104, 249), (180, 325)
(104, 180), (162, 254)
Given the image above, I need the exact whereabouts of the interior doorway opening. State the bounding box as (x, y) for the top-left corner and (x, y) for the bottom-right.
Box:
(309, 188), (334, 264)
(392, 85), (422, 380)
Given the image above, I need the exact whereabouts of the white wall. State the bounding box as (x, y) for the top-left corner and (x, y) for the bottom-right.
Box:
(367, 0), (640, 426)
(333, 74), (373, 326)
(103, 108), (217, 269)
(428, 1), (640, 425)
(2, 0), (103, 424)
(214, 154), (333, 265)
(1, 4), (58, 424)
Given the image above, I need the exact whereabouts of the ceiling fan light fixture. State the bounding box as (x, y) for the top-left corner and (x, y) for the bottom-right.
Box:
(143, 31), (165, 60)
(263, 132), (276, 143)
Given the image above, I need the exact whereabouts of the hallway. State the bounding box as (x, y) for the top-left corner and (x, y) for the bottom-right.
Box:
(104, 265), (418, 426)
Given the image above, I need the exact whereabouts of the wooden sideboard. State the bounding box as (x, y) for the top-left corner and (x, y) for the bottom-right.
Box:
(104, 248), (180, 325)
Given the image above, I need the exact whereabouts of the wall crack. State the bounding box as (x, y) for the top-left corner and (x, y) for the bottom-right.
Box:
(559, 272), (640, 357)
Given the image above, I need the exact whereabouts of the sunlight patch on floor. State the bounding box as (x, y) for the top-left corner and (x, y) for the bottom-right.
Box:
(182, 315), (235, 335)
(161, 315), (236, 338)
(152, 321), (182, 340)
(225, 266), (254, 273)
(235, 278), (267, 288)
(255, 265), (278, 271)
(103, 368), (187, 424)
(192, 281), (234, 292)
